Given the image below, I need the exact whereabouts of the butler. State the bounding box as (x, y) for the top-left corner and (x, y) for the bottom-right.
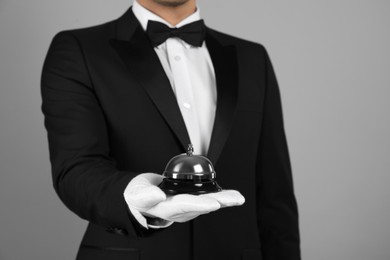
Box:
(41, 0), (301, 259)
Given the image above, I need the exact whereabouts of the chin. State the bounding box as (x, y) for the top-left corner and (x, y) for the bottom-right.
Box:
(152, 0), (190, 7)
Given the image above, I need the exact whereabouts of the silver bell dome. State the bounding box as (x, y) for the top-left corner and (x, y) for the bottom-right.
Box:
(163, 144), (216, 181)
(159, 144), (222, 195)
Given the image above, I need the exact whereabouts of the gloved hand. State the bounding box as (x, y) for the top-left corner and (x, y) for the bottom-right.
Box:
(124, 173), (245, 227)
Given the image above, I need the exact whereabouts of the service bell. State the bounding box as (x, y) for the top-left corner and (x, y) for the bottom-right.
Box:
(159, 144), (222, 195)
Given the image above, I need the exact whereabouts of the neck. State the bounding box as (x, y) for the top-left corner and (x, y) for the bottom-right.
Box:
(137, 0), (196, 26)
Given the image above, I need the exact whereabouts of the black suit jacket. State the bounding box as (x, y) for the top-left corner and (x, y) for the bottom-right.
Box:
(41, 6), (300, 260)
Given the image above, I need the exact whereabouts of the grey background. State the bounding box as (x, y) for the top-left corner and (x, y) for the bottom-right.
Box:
(0, 0), (389, 259)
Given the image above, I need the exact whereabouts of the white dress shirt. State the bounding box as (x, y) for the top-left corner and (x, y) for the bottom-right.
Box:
(132, 0), (217, 156)
(126, 1), (217, 229)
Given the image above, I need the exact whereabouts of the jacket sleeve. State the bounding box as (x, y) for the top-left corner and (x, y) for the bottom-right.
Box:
(41, 31), (154, 239)
(256, 48), (301, 260)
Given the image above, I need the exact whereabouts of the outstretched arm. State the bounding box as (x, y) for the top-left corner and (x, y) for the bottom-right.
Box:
(41, 31), (149, 238)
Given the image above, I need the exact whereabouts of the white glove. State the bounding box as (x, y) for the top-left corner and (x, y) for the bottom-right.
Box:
(124, 173), (245, 228)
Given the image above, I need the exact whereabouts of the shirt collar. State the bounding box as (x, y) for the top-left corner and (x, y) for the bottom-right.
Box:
(132, 0), (202, 49)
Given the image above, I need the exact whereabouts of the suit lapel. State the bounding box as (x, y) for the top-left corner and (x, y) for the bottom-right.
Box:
(111, 7), (191, 150)
(111, 7), (239, 163)
(205, 28), (238, 166)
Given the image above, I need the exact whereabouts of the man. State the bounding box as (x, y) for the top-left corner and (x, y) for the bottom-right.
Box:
(41, 0), (301, 259)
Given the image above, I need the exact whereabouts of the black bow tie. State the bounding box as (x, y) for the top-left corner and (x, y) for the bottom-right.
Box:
(146, 19), (206, 47)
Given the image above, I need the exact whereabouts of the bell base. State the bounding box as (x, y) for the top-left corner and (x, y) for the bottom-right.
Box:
(159, 178), (222, 195)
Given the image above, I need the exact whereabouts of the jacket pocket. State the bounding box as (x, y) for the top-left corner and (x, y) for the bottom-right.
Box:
(242, 249), (262, 260)
(77, 244), (140, 260)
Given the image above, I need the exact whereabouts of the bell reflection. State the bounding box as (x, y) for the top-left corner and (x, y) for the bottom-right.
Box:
(159, 144), (222, 195)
